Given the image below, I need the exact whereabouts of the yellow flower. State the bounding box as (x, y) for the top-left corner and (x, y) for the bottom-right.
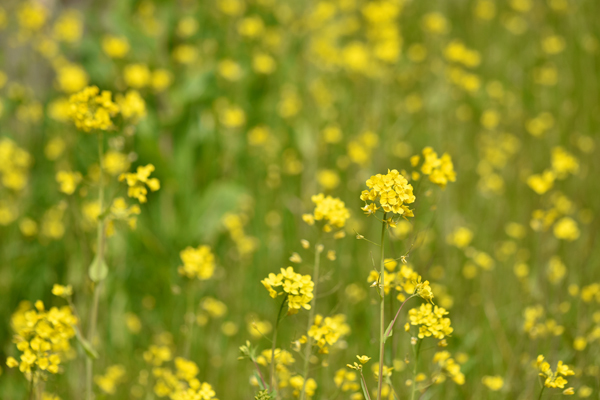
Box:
(55, 171), (82, 195)
(68, 86), (119, 132)
(482, 375), (504, 391)
(178, 245), (216, 281)
(56, 64), (89, 94)
(261, 267), (314, 315)
(123, 64), (151, 88)
(116, 90), (146, 121)
(357, 355), (371, 364)
(119, 164), (160, 203)
(360, 169), (415, 216)
(51, 284), (73, 298)
(306, 193), (350, 231)
(102, 35), (130, 58)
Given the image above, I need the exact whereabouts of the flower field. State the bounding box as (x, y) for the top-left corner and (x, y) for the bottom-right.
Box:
(0, 0), (599, 399)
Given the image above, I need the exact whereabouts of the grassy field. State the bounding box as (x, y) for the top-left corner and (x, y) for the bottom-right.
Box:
(1, 0), (599, 399)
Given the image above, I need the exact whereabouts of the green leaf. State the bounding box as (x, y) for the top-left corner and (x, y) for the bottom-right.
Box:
(75, 327), (98, 360)
(383, 320), (394, 343)
(88, 255), (108, 282)
(359, 374), (371, 400)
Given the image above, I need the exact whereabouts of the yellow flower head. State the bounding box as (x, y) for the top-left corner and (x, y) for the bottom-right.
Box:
(261, 267), (314, 315)
(304, 193), (350, 232)
(119, 164), (160, 203)
(178, 245), (216, 281)
(360, 169), (415, 216)
(68, 86), (119, 132)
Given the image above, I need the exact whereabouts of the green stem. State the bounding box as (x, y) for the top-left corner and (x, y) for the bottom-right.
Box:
(537, 385), (545, 400)
(87, 132), (106, 400)
(410, 340), (422, 400)
(300, 244), (323, 400)
(183, 280), (196, 358)
(384, 295), (417, 339)
(377, 213), (387, 400)
(270, 295), (288, 394)
(360, 369), (373, 400)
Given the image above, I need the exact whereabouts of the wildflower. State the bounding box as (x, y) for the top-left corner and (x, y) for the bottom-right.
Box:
(290, 375), (317, 398)
(116, 90), (146, 121)
(68, 86), (120, 132)
(123, 64), (151, 88)
(414, 278), (435, 303)
(553, 217), (580, 241)
(95, 365), (126, 395)
(551, 147), (579, 178)
(536, 355), (574, 389)
(482, 375), (504, 391)
(408, 303), (454, 339)
(55, 171), (82, 195)
(102, 35), (130, 58)
(360, 169), (415, 216)
(178, 245), (216, 281)
(303, 193), (350, 232)
(56, 64), (89, 94)
(53, 10), (83, 43)
(119, 164), (160, 203)
(527, 170), (555, 195)
(261, 267), (314, 315)
(152, 69), (173, 92)
(103, 151), (130, 176)
(357, 355), (371, 364)
(51, 284), (73, 298)
(0, 138), (32, 192)
(306, 314), (350, 353)
(433, 352), (465, 385)
(6, 300), (77, 377)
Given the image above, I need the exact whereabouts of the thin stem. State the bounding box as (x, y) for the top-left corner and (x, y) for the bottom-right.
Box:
(377, 213), (387, 400)
(300, 244), (323, 400)
(360, 369), (373, 400)
(537, 385), (545, 400)
(384, 294), (417, 339)
(410, 340), (422, 400)
(28, 371), (35, 400)
(183, 280), (196, 358)
(253, 359), (268, 390)
(270, 295), (288, 393)
(86, 132), (106, 400)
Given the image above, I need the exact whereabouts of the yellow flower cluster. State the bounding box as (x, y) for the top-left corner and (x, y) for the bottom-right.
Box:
(116, 90), (147, 121)
(522, 305), (564, 339)
(304, 314), (350, 353)
(256, 349), (296, 390)
(367, 261), (433, 302)
(407, 303), (453, 340)
(119, 164), (160, 203)
(528, 147), (579, 195)
(151, 357), (218, 399)
(68, 86), (120, 132)
(222, 213), (259, 257)
(334, 368), (360, 394)
(261, 267), (314, 315)
(411, 147), (457, 189)
(143, 345), (172, 366)
(360, 169), (415, 215)
(481, 375), (504, 391)
(6, 300), (77, 376)
(536, 355), (574, 391)
(302, 193), (350, 232)
(432, 351), (465, 385)
(0, 138), (32, 191)
(55, 170), (82, 195)
(290, 375), (317, 398)
(95, 365), (126, 395)
(178, 245), (216, 281)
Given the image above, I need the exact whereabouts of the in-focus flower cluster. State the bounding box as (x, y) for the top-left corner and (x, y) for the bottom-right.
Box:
(302, 314), (350, 353)
(536, 355), (574, 391)
(303, 193), (350, 232)
(6, 300), (77, 377)
(411, 147), (457, 189)
(360, 169), (415, 216)
(407, 303), (453, 340)
(178, 245), (216, 281)
(68, 86), (119, 132)
(367, 261), (433, 302)
(119, 164), (160, 203)
(261, 267), (314, 315)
